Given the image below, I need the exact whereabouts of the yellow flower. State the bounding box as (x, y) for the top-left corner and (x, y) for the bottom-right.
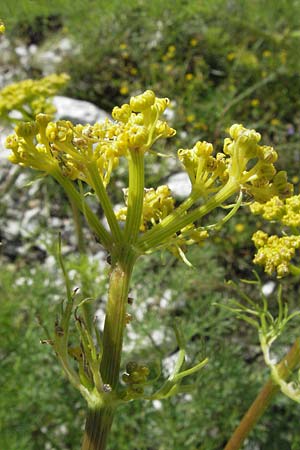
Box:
(5, 91), (174, 185)
(129, 67), (138, 76)
(235, 223), (245, 232)
(165, 64), (173, 73)
(119, 85), (129, 95)
(186, 113), (195, 123)
(262, 50), (272, 58)
(280, 51), (287, 65)
(185, 73), (194, 81)
(292, 176), (299, 184)
(0, 21), (5, 34)
(251, 99), (260, 107)
(271, 118), (281, 126)
(194, 122), (208, 131)
(190, 38), (198, 47)
(250, 194), (300, 228)
(227, 52), (236, 61)
(117, 185), (175, 231)
(0, 73), (70, 120)
(252, 231), (300, 277)
(119, 43), (127, 50)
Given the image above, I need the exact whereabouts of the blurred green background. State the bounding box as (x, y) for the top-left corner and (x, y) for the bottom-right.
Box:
(1, 1), (300, 449)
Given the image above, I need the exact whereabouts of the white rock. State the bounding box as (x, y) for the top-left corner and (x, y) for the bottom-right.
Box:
(0, 126), (12, 159)
(152, 399), (163, 410)
(22, 206), (41, 225)
(160, 289), (172, 308)
(6, 219), (20, 237)
(29, 44), (38, 55)
(151, 329), (165, 346)
(45, 255), (56, 269)
(37, 50), (62, 70)
(58, 38), (73, 52)
(167, 171), (191, 198)
(163, 351), (179, 375)
(262, 281), (276, 297)
(53, 95), (110, 124)
(15, 46), (28, 57)
(15, 172), (31, 188)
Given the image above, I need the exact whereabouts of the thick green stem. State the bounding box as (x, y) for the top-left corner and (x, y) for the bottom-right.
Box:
(100, 252), (135, 388)
(124, 150), (144, 243)
(81, 405), (114, 450)
(224, 339), (300, 450)
(80, 251), (136, 450)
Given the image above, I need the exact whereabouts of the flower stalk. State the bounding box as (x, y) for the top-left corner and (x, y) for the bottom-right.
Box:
(224, 339), (300, 450)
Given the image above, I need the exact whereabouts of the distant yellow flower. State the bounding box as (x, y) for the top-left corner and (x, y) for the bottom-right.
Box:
(165, 64), (173, 73)
(190, 38), (198, 47)
(280, 51), (287, 65)
(0, 73), (70, 119)
(119, 85), (129, 95)
(194, 122), (208, 131)
(271, 118), (281, 126)
(292, 176), (299, 184)
(262, 50), (272, 58)
(0, 21), (5, 34)
(129, 67), (138, 76)
(227, 52), (236, 61)
(186, 114), (195, 123)
(185, 73), (194, 81)
(119, 43), (127, 50)
(235, 223), (245, 232)
(251, 99), (260, 107)
(162, 45), (176, 62)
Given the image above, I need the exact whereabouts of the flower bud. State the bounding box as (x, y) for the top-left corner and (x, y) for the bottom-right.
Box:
(130, 90), (156, 112)
(15, 121), (38, 137)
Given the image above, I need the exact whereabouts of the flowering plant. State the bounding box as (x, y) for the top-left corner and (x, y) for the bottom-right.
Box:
(3, 88), (298, 450)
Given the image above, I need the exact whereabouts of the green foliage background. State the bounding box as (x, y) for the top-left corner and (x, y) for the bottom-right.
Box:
(1, 1), (300, 449)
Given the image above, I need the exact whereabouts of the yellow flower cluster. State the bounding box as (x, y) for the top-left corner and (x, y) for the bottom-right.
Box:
(0, 20), (5, 34)
(5, 91), (175, 187)
(0, 73), (70, 120)
(117, 185), (175, 231)
(112, 90), (175, 153)
(178, 141), (227, 196)
(162, 45), (176, 61)
(252, 230), (300, 277)
(178, 124), (292, 201)
(117, 182), (209, 260)
(251, 195), (300, 228)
